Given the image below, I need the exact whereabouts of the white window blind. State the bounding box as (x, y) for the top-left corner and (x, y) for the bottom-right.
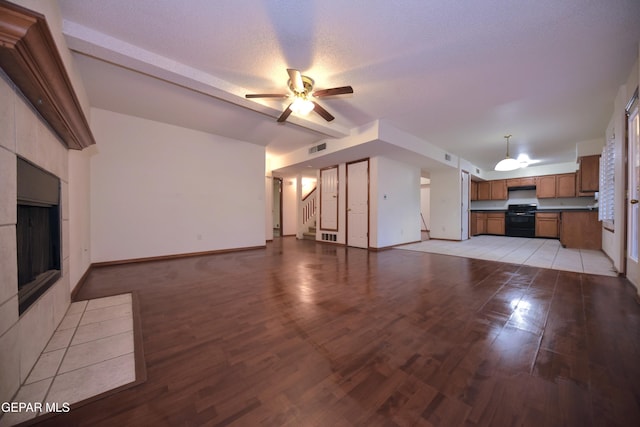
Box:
(599, 138), (615, 228)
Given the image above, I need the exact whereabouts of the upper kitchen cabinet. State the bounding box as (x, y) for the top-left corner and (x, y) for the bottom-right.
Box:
(577, 155), (600, 196)
(490, 180), (508, 200)
(477, 182), (491, 200)
(536, 175), (557, 198)
(556, 173), (577, 198)
(536, 173), (576, 198)
(470, 180), (478, 201)
(476, 180), (507, 200)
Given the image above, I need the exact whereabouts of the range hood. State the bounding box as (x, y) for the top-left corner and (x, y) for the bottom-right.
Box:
(507, 185), (536, 191)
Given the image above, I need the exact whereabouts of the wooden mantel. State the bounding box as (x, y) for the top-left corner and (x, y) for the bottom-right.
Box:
(0, 0), (95, 150)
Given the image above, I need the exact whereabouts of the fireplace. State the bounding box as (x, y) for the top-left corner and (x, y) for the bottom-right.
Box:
(16, 157), (61, 315)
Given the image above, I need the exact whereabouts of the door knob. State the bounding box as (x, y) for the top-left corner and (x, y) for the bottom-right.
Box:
(631, 199), (639, 204)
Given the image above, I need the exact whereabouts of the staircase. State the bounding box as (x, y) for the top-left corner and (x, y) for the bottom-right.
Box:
(301, 187), (317, 240)
(303, 220), (317, 240)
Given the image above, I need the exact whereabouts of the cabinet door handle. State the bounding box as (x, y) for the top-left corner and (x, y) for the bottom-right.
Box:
(631, 199), (639, 205)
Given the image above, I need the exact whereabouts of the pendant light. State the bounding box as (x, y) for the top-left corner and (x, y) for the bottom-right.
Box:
(494, 134), (521, 171)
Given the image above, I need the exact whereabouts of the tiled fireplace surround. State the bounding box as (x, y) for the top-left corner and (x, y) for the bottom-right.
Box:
(0, 71), (72, 405)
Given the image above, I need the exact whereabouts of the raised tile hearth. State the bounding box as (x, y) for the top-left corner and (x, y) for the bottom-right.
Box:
(0, 294), (141, 426)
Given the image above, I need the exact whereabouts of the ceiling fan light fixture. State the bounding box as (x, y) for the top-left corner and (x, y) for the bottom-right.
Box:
(494, 134), (522, 171)
(290, 96), (314, 115)
(246, 68), (351, 123)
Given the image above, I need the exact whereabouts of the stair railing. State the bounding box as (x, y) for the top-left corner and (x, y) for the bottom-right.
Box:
(302, 187), (317, 226)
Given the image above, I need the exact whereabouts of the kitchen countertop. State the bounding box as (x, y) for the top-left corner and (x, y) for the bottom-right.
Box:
(536, 208), (598, 212)
(470, 208), (598, 213)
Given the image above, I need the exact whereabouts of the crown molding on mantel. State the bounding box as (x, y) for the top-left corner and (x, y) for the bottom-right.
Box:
(0, 0), (95, 150)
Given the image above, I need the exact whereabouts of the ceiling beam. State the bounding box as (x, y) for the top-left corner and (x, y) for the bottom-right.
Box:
(62, 20), (350, 138)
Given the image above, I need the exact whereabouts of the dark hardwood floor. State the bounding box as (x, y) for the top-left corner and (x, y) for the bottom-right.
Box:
(35, 237), (640, 426)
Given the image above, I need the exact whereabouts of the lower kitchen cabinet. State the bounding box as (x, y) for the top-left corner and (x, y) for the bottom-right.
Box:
(471, 212), (506, 236)
(486, 212), (505, 235)
(473, 212), (487, 235)
(535, 212), (559, 238)
(560, 211), (601, 249)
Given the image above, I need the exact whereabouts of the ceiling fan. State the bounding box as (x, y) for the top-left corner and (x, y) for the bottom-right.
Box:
(245, 68), (353, 123)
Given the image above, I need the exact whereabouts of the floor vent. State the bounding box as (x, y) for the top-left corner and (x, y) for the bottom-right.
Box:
(321, 233), (337, 242)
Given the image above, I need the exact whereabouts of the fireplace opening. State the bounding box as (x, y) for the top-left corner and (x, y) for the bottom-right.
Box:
(17, 157), (61, 315)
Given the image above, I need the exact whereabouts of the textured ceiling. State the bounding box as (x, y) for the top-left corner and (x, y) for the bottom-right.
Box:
(58, 0), (640, 171)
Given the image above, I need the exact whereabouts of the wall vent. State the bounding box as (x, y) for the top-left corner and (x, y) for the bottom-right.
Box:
(444, 153), (451, 161)
(309, 142), (327, 154)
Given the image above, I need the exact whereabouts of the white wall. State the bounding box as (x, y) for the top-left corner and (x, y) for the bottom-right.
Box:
(430, 167), (462, 240)
(90, 108), (265, 262)
(281, 177), (297, 236)
(370, 156), (421, 248)
(68, 148), (92, 290)
(603, 56), (639, 272)
(420, 184), (430, 230)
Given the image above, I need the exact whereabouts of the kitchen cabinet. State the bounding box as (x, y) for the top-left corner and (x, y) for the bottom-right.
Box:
(577, 155), (600, 196)
(556, 173), (576, 198)
(560, 211), (601, 249)
(471, 212), (504, 236)
(536, 175), (557, 198)
(477, 182), (490, 200)
(535, 174), (576, 198)
(535, 212), (559, 238)
(475, 180), (506, 201)
(490, 180), (508, 200)
(470, 180), (478, 201)
(471, 212), (477, 235)
(486, 212), (505, 235)
(474, 212), (487, 235)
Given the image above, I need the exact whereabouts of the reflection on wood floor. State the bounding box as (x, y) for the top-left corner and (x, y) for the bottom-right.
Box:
(36, 237), (640, 426)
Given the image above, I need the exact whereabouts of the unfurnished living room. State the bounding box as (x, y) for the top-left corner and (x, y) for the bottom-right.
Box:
(1, 1), (640, 426)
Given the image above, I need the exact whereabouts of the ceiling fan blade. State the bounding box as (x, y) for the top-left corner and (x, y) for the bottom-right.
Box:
(313, 86), (354, 97)
(287, 68), (304, 93)
(312, 101), (334, 122)
(245, 93), (288, 98)
(277, 104), (293, 122)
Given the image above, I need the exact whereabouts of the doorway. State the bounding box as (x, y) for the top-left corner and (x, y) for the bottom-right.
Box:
(273, 177), (283, 237)
(347, 159), (369, 248)
(627, 97), (639, 288)
(461, 170), (470, 240)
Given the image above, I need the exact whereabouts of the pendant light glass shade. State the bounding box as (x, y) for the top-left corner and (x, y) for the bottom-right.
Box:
(494, 134), (521, 171)
(494, 157), (521, 171)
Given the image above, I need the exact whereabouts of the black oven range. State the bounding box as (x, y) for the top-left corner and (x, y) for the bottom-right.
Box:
(505, 204), (537, 237)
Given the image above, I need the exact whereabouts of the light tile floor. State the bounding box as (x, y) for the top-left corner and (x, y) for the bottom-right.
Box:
(0, 294), (136, 427)
(397, 235), (618, 276)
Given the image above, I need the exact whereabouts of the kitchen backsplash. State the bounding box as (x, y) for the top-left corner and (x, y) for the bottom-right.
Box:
(470, 189), (597, 210)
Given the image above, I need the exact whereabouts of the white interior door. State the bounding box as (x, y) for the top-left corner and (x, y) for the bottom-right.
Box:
(320, 166), (339, 231)
(461, 171), (470, 240)
(347, 160), (369, 248)
(627, 106), (639, 289)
